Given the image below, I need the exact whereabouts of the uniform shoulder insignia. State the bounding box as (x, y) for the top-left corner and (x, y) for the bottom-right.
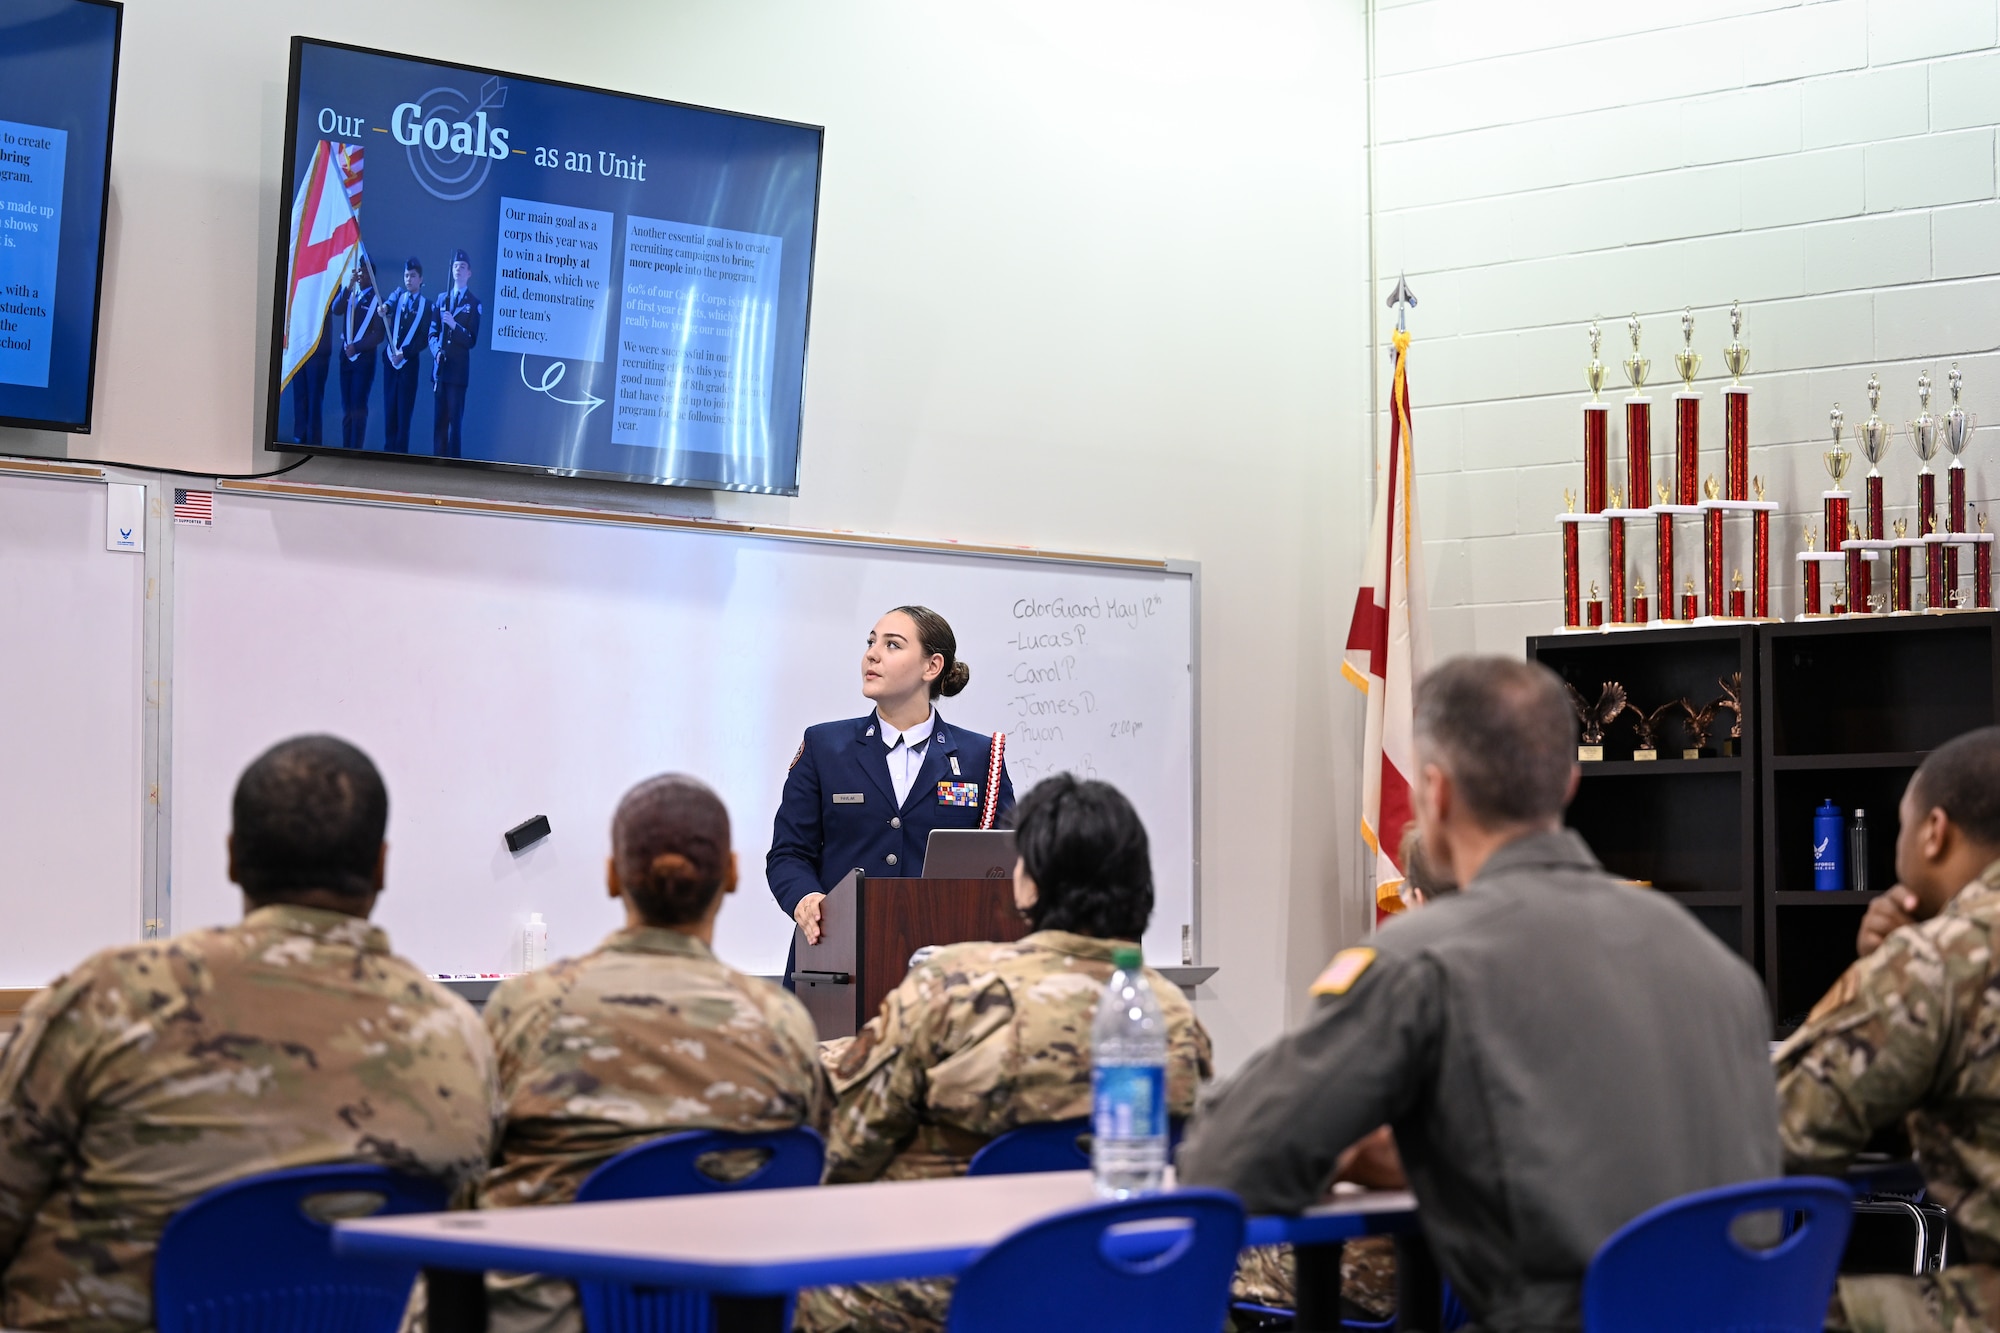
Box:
(1311, 947), (1377, 997)
(789, 741), (804, 770)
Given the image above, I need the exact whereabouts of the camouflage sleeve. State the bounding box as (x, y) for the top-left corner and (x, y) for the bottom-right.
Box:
(483, 969), (559, 1113)
(747, 980), (835, 1135)
(822, 962), (998, 1184)
(0, 965), (106, 1265)
(1774, 924), (1955, 1172)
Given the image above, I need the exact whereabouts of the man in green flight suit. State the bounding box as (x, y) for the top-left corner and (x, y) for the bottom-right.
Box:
(1776, 725), (2000, 1332)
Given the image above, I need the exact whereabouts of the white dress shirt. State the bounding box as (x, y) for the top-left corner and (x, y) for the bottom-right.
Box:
(879, 710), (937, 807)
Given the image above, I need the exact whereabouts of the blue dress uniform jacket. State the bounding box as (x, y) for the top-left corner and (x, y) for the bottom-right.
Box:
(767, 713), (1015, 978)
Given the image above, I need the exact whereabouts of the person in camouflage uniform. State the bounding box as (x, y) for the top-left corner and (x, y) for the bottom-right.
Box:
(794, 775), (1212, 1333)
(0, 735), (495, 1333)
(477, 774), (830, 1333)
(1777, 726), (2000, 1333)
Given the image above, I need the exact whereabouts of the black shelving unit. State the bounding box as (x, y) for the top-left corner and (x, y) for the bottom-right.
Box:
(1759, 613), (2000, 1032)
(1527, 625), (1759, 969)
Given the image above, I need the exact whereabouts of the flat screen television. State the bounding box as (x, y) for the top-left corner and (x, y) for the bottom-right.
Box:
(0, 0), (121, 433)
(266, 39), (823, 494)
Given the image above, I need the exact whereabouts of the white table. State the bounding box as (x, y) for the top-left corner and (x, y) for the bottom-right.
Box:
(335, 1171), (1419, 1332)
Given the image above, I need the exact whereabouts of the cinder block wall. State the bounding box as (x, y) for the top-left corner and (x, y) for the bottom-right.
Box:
(1374, 0), (2000, 652)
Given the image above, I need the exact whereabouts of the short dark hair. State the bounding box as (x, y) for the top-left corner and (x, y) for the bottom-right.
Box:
(891, 605), (970, 699)
(1413, 657), (1577, 825)
(231, 735), (388, 899)
(1012, 775), (1152, 940)
(1910, 726), (2000, 848)
(612, 774), (732, 927)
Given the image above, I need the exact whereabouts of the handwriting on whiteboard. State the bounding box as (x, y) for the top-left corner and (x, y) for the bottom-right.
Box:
(1001, 587), (1175, 787)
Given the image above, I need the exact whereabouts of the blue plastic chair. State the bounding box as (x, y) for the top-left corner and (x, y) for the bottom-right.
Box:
(571, 1127), (824, 1333)
(1583, 1178), (1853, 1332)
(154, 1163), (449, 1333)
(965, 1116), (1186, 1176)
(946, 1190), (1246, 1333)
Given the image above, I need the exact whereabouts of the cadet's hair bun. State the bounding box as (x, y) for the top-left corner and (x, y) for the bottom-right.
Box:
(611, 774), (731, 927)
(939, 660), (971, 698)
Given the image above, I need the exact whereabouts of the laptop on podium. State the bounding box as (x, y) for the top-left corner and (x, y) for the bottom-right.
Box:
(922, 829), (1016, 880)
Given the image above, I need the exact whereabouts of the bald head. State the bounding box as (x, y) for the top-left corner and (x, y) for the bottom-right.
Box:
(1414, 657), (1578, 827)
(611, 774), (734, 926)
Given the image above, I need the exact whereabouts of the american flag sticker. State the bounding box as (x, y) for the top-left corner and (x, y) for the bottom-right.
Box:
(173, 489), (213, 527)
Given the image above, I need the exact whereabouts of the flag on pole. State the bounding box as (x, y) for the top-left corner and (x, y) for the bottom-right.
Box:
(335, 142), (364, 216)
(280, 139), (362, 389)
(1343, 327), (1431, 921)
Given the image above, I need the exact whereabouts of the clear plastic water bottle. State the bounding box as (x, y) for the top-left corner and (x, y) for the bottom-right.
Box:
(1091, 945), (1167, 1198)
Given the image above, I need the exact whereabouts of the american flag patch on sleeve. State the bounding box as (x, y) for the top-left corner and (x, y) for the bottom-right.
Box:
(937, 781), (980, 807)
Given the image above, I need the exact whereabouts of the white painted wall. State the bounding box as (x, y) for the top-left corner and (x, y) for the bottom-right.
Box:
(0, 1), (1373, 1070)
(1374, 0), (2000, 652)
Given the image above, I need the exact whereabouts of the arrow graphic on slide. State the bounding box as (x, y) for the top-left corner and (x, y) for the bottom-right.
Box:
(519, 356), (605, 419)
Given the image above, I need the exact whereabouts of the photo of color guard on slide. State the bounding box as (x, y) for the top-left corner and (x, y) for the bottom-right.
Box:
(277, 141), (481, 459)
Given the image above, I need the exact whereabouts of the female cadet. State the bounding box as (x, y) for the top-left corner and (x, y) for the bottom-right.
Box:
(766, 606), (1014, 977)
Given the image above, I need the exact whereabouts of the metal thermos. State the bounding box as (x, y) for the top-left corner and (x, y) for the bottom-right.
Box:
(1850, 809), (1870, 894)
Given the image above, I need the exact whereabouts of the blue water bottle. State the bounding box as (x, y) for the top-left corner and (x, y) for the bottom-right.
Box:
(1813, 800), (1848, 892)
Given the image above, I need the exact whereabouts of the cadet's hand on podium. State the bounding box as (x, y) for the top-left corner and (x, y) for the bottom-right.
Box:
(1857, 885), (1919, 959)
(795, 892), (827, 945)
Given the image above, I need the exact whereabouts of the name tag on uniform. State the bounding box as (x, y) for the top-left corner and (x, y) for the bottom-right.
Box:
(937, 781), (980, 807)
(833, 793), (865, 804)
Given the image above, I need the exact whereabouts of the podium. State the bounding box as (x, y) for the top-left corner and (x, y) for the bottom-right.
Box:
(792, 871), (1028, 1039)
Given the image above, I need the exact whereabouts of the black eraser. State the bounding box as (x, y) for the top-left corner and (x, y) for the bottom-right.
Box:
(505, 815), (552, 854)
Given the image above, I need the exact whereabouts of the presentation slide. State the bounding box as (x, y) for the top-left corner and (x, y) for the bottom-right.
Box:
(267, 40), (823, 494)
(0, 0), (120, 432)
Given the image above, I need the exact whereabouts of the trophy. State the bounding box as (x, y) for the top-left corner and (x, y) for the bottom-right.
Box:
(1892, 516), (1914, 612)
(1632, 574), (1650, 624)
(1679, 696), (1719, 760)
(1681, 575), (1698, 621)
(1942, 364), (1977, 600)
(1730, 568), (1746, 619)
(1713, 672), (1744, 757)
(1859, 374), (1893, 540)
(1607, 486), (1628, 624)
(1752, 476), (1772, 618)
(1587, 579), (1604, 628)
(1702, 475), (1724, 617)
(1625, 314), (1654, 512)
(1802, 521), (1825, 617)
(1672, 311), (1701, 506)
(1582, 321), (1609, 514)
(1910, 370), (1945, 604)
(1566, 681), (1628, 762)
(1981, 510), (1994, 610)
(1825, 405), (1855, 612)
(1560, 488), (1581, 627)
(1721, 300), (1751, 500)
(1629, 698), (1682, 761)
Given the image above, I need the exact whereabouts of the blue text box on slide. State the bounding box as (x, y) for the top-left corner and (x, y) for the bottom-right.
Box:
(490, 196), (614, 362)
(0, 119), (68, 390)
(614, 215), (782, 452)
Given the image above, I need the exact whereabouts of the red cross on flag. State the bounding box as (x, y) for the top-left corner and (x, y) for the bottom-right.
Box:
(1343, 328), (1431, 922)
(280, 139), (362, 388)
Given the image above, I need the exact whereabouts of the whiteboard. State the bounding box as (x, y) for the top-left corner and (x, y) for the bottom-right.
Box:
(169, 489), (1196, 975)
(0, 471), (146, 985)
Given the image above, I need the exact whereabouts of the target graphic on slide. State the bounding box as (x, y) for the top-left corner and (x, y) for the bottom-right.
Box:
(404, 76), (507, 201)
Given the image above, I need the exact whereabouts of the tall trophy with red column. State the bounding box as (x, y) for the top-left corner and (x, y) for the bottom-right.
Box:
(1911, 371), (1946, 609)
(1721, 301), (1751, 500)
(1624, 316), (1653, 514)
(1843, 375), (1894, 614)
(1822, 407), (1859, 616)
(1582, 321), (1609, 514)
(1940, 364), (1984, 608)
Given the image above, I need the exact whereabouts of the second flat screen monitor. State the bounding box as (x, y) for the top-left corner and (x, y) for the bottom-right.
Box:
(268, 39), (823, 494)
